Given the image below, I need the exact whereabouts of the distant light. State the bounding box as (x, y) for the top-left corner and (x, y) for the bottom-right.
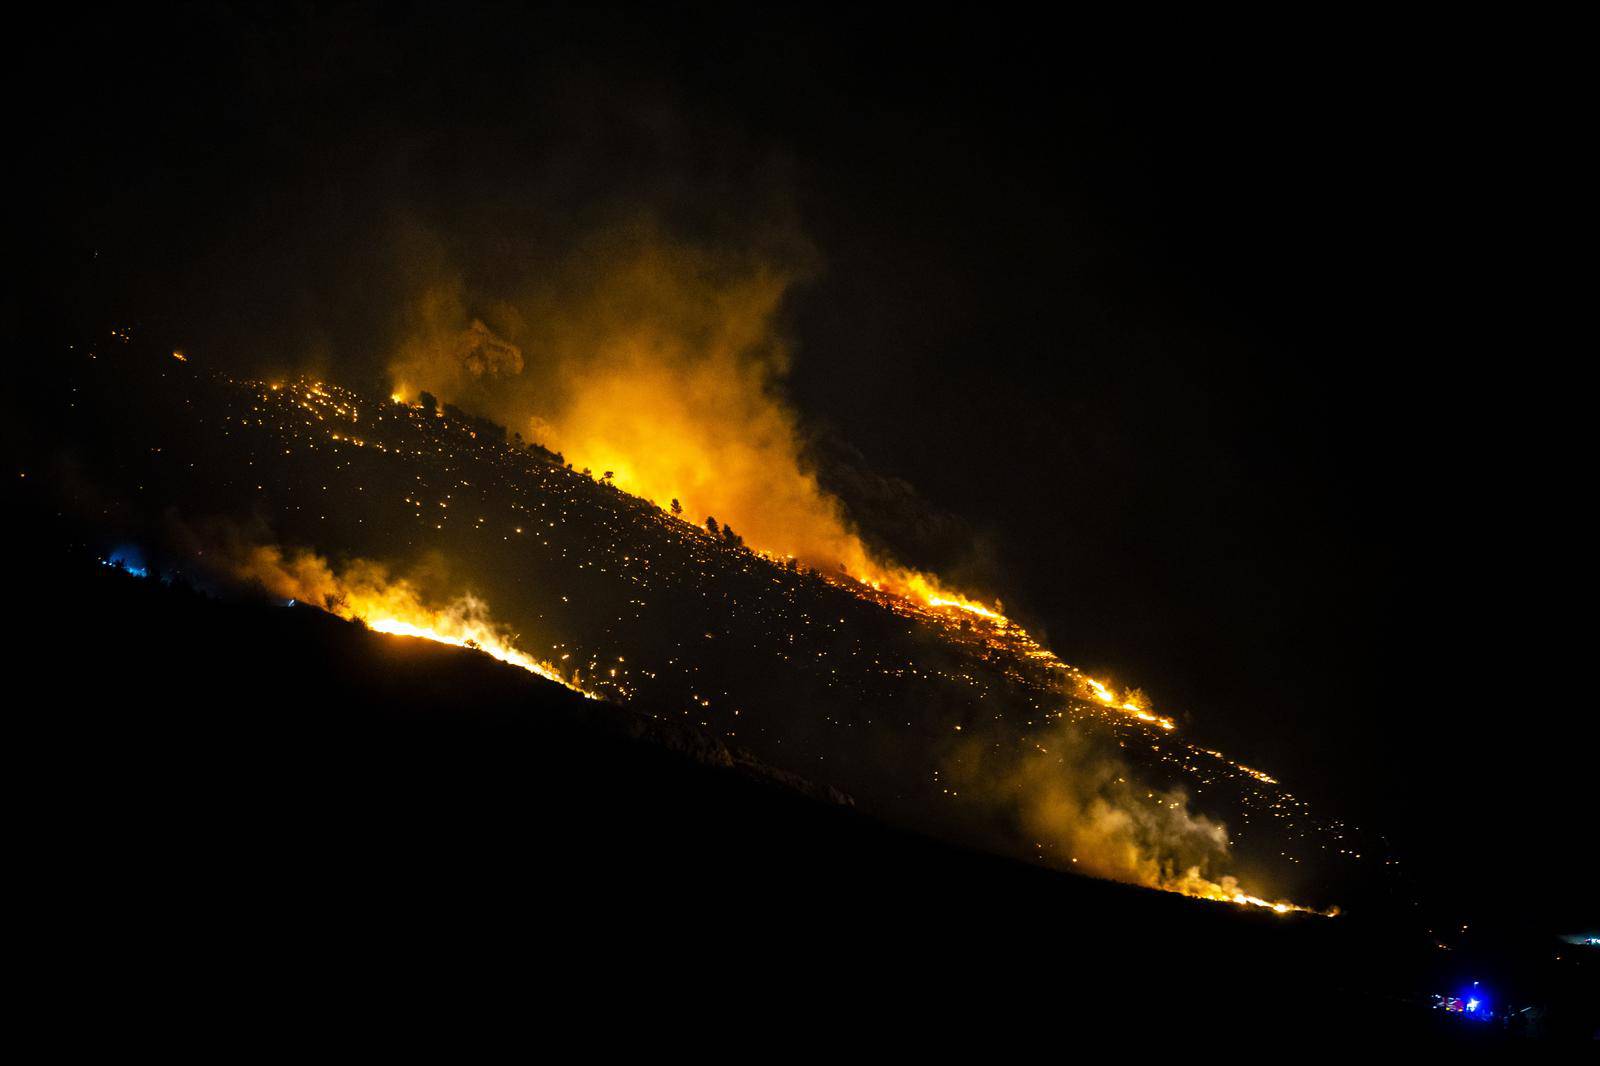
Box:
(104, 545), (149, 578)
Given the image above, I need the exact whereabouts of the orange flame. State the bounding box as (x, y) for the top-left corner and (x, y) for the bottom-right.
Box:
(215, 540), (595, 697)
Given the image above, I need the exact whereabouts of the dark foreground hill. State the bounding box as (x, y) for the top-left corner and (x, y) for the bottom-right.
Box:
(11, 506), (1593, 1043)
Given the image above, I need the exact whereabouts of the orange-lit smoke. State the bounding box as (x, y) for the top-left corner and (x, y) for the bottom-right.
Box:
(387, 223), (989, 614)
(209, 539), (592, 696)
(948, 723), (1327, 915)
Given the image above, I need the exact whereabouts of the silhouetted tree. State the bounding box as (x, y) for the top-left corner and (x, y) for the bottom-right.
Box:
(418, 391), (437, 414)
(670, 498), (682, 516)
(706, 516), (719, 535)
(721, 524), (744, 548)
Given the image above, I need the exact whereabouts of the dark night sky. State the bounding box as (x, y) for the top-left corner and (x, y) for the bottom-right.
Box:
(21, 4), (1590, 925)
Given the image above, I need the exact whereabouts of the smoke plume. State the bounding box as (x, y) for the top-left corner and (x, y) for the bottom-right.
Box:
(944, 722), (1306, 908)
(385, 218), (971, 601)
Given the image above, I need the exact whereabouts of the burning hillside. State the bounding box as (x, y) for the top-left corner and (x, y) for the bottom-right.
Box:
(26, 335), (1387, 915)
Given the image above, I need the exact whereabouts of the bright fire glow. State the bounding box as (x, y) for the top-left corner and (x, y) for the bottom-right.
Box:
(1211, 887), (1334, 917)
(217, 539), (595, 697)
(364, 615), (585, 693)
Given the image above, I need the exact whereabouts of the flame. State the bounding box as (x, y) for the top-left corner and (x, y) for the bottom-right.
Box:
(1077, 675), (1177, 730)
(213, 539), (595, 697)
(924, 595), (1004, 620)
(1143, 866), (1331, 915)
(361, 613), (586, 694)
(1161, 869), (1334, 915)
(1211, 884), (1337, 917)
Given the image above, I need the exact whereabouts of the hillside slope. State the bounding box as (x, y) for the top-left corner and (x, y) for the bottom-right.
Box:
(19, 338), (1391, 913)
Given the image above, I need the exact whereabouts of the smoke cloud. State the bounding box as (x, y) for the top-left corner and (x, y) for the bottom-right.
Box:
(387, 218), (903, 582)
(945, 722), (1297, 906)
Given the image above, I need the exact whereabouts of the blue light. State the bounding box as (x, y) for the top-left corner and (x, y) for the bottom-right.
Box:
(104, 545), (149, 578)
(1456, 984), (1491, 1019)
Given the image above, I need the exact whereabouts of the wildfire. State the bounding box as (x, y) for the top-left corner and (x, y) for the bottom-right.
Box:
(1204, 883), (1338, 918)
(841, 564), (1005, 622)
(209, 374), (1331, 917)
(1077, 675), (1177, 730)
(217, 539), (596, 698)
(363, 614), (588, 694)
(1139, 862), (1332, 916)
